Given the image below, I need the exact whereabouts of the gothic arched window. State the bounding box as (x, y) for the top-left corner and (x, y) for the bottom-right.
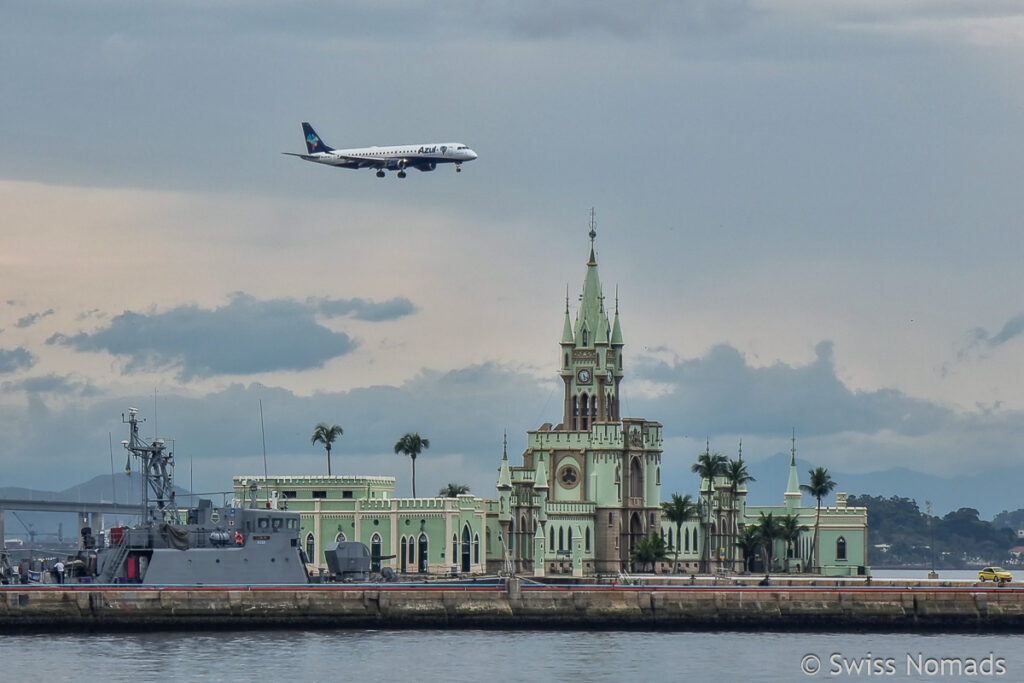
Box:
(836, 536), (847, 561)
(371, 533), (382, 572)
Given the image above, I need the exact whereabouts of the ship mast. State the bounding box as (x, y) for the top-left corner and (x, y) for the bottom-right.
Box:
(122, 408), (177, 526)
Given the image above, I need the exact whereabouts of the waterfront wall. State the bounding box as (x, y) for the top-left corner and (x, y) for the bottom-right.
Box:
(3, 583), (1024, 632)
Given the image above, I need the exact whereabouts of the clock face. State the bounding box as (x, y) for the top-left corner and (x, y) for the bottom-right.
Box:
(577, 368), (592, 383)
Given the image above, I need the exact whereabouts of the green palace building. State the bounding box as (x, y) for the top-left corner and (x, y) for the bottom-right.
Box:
(235, 227), (867, 577)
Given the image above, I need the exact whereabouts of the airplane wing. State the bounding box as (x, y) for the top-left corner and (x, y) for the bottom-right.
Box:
(282, 151), (375, 168)
(324, 153), (388, 169)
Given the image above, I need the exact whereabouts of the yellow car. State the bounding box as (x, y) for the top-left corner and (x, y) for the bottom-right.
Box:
(978, 567), (1012, 584)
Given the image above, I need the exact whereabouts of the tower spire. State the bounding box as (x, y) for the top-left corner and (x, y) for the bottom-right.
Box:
(786, 428), (801, 499)
(791, 427), (796, 466)
(588, 208), (597, 266)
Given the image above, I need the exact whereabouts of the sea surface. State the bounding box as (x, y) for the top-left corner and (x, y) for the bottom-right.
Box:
(2, 629), (1019, 682)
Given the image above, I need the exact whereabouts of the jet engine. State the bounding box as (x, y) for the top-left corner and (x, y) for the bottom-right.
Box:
(385, 158), (408, 171)
(418, 161), (437, 172)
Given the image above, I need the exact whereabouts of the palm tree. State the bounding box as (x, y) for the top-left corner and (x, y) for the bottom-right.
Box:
(630, 533), (668, 573)
(310, 423), (343, 476)
(755, 512), (782, 573)
(778, 513), (808, 573)
(735, 525), (761, 573)
(394, 432), (430, 498)
(661, 493), (695, 571)
(800, 466), (837, 573)
(691, 448), (727, 573)
(725, 456), (755, 568)
(439, 482), (470, 497)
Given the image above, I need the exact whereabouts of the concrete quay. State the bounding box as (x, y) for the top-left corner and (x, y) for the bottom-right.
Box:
(2, 580), (1024, 632)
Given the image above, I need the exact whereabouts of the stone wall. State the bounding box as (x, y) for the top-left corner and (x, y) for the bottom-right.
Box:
(3, 583), (1024, 631)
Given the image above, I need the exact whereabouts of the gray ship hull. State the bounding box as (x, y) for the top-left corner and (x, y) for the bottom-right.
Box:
(141, 546), (308, 585)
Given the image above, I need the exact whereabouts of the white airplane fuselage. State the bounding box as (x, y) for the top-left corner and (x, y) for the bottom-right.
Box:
(285, 123), (477, 177)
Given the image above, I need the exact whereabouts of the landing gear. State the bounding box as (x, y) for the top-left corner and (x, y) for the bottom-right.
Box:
(455, 164), (462, 173)
(397, 170), (407, 178)
(376, 170), (385, 178)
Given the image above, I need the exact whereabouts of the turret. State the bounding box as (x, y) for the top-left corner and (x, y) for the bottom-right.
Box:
(785, 429), (802, 511)
(497, 433), (512, 523)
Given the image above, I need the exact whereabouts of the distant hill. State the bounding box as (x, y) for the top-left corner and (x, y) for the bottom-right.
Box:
(741, 451), (1019, 520)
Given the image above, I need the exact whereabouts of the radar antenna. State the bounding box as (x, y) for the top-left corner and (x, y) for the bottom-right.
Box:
(122, 408), (177, 526)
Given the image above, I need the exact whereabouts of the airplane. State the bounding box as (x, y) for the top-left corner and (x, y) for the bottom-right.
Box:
(284, 122), (477, 178)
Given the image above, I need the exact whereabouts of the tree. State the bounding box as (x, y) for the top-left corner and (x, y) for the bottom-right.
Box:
(725, 456), (755, 568)
(630, 533), (668, 573)
(778, 513), (808, 572)
(735, 525), (761, 573)
(755, 512), (782, 573)
(800, 466), (837, 572)
(310, 423), (343, 476)
(691, 448), (727, 573)
(439, 482), (470, 497)
(394, 433), (430, 498)
(661, 493), (695, 571)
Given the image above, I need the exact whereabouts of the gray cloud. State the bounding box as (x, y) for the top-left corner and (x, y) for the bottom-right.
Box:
(47, 293), (358, 379)
(955, 313), (1024, 365)
(630, 340), (951, 439)
(1, 349), (1021, 516)
(0, 347), (35, 373)
(986, 313), (1024, 348)
(15, 309), (54, 328)
(0, 363), (549, 499)
(1, 374), (95, 396)
(311, 296), (416, 322)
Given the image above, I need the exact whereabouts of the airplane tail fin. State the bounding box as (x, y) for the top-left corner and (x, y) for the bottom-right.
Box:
(301, 122), (334, 154)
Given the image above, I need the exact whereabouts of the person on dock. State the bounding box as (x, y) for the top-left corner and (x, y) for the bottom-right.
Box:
(54, 560), (65, 585)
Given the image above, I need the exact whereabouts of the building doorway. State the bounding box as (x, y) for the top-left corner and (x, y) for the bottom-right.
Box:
(418, 533), (429, 573)
(461, 525), (472, 573)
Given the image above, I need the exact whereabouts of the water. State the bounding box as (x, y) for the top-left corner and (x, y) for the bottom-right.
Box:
(2, 630), (1019, 682)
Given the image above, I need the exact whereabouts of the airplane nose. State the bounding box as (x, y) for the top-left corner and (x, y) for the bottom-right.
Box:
(468, 150), (478, 160)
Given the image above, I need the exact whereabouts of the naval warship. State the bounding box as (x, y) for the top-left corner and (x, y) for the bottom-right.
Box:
(68, 408), (309, 585)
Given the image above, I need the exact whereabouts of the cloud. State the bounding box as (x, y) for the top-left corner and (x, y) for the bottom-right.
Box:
(47, 293), (359, 379)
(0, 363), (550, 498)
(629, 340), (951, 439)
(953, 312), (1024, 365)
(1, 374), (95, 396)
(311, 296), (416, 322)
(15, 309), (54, 328)
(0, 347), (35, 374)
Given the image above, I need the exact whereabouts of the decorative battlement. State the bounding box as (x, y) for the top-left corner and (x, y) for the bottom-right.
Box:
(235, 475), (396, 487)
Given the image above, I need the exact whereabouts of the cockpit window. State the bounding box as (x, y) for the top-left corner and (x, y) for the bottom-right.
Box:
(272, 518), (282, 531)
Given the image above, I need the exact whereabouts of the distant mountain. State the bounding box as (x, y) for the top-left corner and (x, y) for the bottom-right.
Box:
(743, 451), (1019, 520)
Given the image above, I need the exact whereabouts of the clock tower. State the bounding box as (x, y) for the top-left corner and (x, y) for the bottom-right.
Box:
(501, 214), (663, 576)
(559, 219), (623, 431)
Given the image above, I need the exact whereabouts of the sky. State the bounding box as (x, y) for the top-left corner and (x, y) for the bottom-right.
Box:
(2, 1), (1024, 518)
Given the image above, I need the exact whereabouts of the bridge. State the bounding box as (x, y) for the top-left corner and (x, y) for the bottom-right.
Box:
(0, 499), (146, 548)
